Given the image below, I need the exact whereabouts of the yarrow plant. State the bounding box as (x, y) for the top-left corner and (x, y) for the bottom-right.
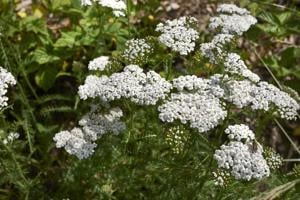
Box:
(53, 3), (299, 187)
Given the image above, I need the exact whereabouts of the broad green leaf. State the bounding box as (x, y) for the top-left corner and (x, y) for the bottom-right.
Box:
(259, 11), (280, 25)
(35, 66), (60, 91)
(54, 31), (81, 48)
(51, 0), (71, 10)
(31, 49), (60, 64)
(276, 12), (292, 24)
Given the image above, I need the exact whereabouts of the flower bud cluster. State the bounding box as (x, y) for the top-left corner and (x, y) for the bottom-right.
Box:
(264, 147), (283, 170)
(165, 126), (189, 154)
(212, 169), (232, 187)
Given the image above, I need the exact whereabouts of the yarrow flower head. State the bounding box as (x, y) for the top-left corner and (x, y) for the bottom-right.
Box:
(224, 53), (260, 83)
(214, 124), (270, 181)
(172, 75), (225, 97)
(250, 82), (299, 120)
(200, 34), (234, 63)
(156, 16), (199, 55)
(225, 124), (255, 142)
(79, 106), (126, 140)
(78, 65), (172, 105)
(209, 4), (257, 35)
(159, 75), (227, 133)
(216, 4), (251, 15)
(214, 140), (270, 181)
(223, 79), (299, 119)
(123, 38), (153, 64)
(158, 92), (227, 133)
(53, 128), (97, 159)
(81, 0), (126, 17)
(0, 67), (16, 111)
(53, 106), (126, 159)
(88, 56), (110, 71)
(225, 79), (256, 108)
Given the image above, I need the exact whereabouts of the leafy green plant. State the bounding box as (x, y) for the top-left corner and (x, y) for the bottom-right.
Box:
(0, 1), (299, 199)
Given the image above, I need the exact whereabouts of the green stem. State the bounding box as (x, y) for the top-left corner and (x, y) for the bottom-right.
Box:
(2, 145), (29, 187)
(275, 119), (300, 155)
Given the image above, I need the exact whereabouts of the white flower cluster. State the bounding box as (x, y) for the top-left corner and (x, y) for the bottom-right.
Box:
(209, 4), (257, 35)
(225, 79), (254, 108)
(79, 106), (126, 140)
(0, 67), (16, 111)
(200, 34), (234, 63)
(156, 17), (199, 55)
(224, 53), (260, 83)
(3, 132), (19, 145)
(214, 141), (270, 181)
(216, 4), (251, 15)
(214, 124), (270, 181)
(159, 75), (227, 133)
(225, 124), (255, 142)
(88, 56), (110, 71)
(200, 4), (256, 66)
(172, 75), (225, 97)
(81, 0), (126, 17)
(225, 80), (299, 120)
(78, 65), (172, 105)
(123, 39), (153, 64)
(251, 82), (299, 120)
(53, 128), (97, 159)
(53, 106), (125, 159)
(159, 92), (227, 133)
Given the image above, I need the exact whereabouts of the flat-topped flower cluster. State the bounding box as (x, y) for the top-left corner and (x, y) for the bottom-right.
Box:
(214, 124), (270, 181)
(54, 105), (125, 159)
(78, 65), (172, 105)
(156, 17), (199, 55)
(123, 39), (153, 64)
